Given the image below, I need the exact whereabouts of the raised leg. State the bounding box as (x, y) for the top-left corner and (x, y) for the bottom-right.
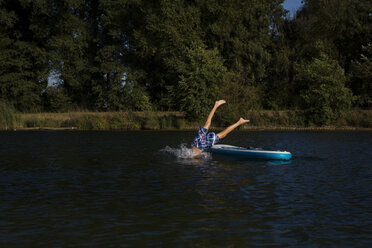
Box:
(217, 118), (250, 139)
(203, 100), (226, 130)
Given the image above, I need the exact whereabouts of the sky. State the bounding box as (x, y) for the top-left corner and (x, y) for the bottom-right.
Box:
(282, 0), (304, 18)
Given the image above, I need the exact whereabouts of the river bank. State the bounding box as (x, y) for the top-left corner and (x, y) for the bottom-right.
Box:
(2, 110), (371, 131)
(13, 126), (372, 131)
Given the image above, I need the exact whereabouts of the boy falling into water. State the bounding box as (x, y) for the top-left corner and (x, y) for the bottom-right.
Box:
(191, 100), (250, 157)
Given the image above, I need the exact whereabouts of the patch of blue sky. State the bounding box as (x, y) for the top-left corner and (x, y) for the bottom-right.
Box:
(282, 0), (304, 18)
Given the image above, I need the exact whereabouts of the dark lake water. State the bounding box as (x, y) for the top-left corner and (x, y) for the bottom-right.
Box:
(0, 130), (371, 247)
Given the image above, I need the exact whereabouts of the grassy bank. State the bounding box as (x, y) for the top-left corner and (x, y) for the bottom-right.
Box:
(244, 110), (372, 129)
(1, 109), (371, 131)
(0, 102), (22, 130)
(17, 111), (192, 130)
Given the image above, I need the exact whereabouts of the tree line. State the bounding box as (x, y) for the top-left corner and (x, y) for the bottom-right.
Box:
(0, 0), (371, 124)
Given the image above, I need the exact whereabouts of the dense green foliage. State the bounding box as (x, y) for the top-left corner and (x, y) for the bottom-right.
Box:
(295, 53), (354, 125)
(167, 43), (226, 119)
(0, 0), (371, 125)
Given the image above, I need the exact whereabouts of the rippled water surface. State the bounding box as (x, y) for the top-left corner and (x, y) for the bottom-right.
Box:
(0, 131), (371, 247)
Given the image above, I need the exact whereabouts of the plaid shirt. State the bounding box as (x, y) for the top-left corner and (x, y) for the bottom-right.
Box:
(191, 126), (220, 151)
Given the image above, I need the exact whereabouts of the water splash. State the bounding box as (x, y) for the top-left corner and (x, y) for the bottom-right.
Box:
(161, 144), (211, 160)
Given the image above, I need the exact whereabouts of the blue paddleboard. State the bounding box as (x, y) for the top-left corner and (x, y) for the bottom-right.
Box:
(210, 144), (292, 160)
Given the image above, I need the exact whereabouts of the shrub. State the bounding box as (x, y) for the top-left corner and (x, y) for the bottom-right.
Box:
(159, 115), (176, 129)
(175, 117), (186, 129)
(39, 118), (61, 128)
(143, 116), (160, 130)
(167, 42), (226, 120)
(0, 101), (20, 130)
(287, 111), (306, 127)
(110, 113), (128, 130)
(123, 111), (142, 130)
(42, 86), (72, 112)
(343, 110), (372, 128)
(122, 83), (153, 111)
(77, 115), (109, 130)
(295, 53), (354, 125)
(213, 70), (262, 127)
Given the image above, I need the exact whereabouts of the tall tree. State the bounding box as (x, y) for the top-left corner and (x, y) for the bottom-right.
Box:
(48, 0), (89, 109)
(200, 0), (275, 79)
(0, 0), (50, 111)
(263, 0), (293, 109)
(199, 0), (285, 114)
(49, 0), (134, 111)
(350, 44), (372, 108)
(129, 0), (203, 110)
(293, 0), (372, 70)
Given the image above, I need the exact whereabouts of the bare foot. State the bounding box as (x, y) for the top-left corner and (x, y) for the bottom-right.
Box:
(215, 100), (226, 107)
(239, 118), (250, 124)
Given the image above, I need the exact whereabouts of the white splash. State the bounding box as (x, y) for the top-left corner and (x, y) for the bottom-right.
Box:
(161, 144), (211, 160)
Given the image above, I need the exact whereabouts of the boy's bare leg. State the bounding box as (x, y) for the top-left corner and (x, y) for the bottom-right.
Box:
(217, 118), (250, 139)
(191, 100), (226, 157)
(203, 100), (226, 130)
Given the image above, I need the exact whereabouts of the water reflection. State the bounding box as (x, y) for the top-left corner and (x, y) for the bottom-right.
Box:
(267, 160), (292, 165)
